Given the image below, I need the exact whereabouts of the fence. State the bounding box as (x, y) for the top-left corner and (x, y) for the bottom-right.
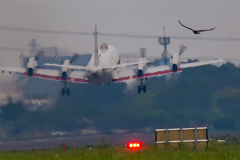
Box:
(155, 126), (208, 149)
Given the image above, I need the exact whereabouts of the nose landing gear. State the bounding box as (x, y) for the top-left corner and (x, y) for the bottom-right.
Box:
(138, 79), (146, 94)
(61, 82), (70, 96)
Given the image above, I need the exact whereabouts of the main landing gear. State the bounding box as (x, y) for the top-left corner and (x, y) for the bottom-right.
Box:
(138, 79), (146, 94)
(62, 82), (70, 96)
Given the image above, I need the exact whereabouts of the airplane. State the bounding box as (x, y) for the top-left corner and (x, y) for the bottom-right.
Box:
(0, 25), (223, 95)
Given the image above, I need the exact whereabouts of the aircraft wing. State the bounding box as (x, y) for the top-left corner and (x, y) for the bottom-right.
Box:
(104, 61), (149, 69)
(112, 59), (223, 82)
(45, 61), (148, 70)
(44, 63), (86, 70)
(112, 65), (182, 82)
(0, 66), (26, 73)
(180, 59), (223, 68)
(22, 69), (89, 83)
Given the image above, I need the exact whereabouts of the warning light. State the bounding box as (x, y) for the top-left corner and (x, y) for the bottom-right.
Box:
(126, 142), (143, 149)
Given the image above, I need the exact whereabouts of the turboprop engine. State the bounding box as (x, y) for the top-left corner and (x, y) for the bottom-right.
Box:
(138, 48), (148, 77)
(27, 57), (38, 76)
(138, 58), (147, 77)
(171, 53), (181, 72)
(21, 50), (43, 76)
(61, 60), (71, 80)
(171, 45), (186, 72)
(54, 53), (79, 80)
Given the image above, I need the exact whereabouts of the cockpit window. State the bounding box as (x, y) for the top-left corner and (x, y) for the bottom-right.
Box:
(100, 43), (108, 53)
(100, 43), (108, 49)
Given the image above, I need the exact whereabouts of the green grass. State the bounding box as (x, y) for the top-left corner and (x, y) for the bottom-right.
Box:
(0, 143), (239, 160)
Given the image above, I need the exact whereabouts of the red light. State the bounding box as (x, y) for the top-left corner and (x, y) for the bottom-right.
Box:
(126, 142), (143, 149)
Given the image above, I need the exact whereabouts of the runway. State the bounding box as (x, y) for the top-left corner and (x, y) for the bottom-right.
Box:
(0, 133), (154, 151)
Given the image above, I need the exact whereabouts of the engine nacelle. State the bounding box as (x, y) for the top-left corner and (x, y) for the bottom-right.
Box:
(62, 71), (67, 80)
(171, 53), (180, 72)
(138, 70), (143, 77)
(172, 64), (178, 72)
(26, 57), (38, 76)
(28, 68), (34, 76)
(137, 58), (147, 77)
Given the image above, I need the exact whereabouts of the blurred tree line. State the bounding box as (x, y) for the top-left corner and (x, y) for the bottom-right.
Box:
(0, 63), (240, 138)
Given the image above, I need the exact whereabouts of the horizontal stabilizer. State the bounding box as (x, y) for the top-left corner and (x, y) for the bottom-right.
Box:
(44, 63), (86, 70)
(104, 61), (149, 69)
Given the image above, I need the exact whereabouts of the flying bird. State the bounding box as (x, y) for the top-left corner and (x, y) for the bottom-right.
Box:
(178, 20), (215, 34)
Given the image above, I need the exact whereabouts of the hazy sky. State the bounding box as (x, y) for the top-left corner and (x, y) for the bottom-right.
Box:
(0, 0), (240, 66)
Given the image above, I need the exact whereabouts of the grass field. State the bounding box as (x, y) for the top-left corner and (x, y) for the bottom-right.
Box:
(0, 142), (239, 160)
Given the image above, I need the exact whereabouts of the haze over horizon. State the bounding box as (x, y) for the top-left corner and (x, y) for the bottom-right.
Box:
(0, 0), (239, 64)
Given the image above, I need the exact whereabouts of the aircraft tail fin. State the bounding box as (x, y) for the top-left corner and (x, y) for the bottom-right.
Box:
(94, 24), (99, 67)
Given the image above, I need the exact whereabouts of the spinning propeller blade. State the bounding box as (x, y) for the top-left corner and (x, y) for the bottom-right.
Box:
(179, 45), (186, 55)
(34, 50), (44, 60)
(70, 53), (79, 64)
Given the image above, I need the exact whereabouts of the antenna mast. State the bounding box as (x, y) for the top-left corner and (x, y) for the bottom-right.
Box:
(158, 26), (170, 64)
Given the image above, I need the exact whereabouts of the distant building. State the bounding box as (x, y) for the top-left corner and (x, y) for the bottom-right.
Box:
(28, 39), (71, 57)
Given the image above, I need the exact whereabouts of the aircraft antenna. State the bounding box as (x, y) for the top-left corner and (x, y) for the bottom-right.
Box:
(163, 26), (165, 37)
(93, 24), (99, 67)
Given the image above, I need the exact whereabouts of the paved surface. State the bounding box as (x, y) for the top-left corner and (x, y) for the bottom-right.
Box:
(1, 131), (239, 151)
(0, 133), (155, 151)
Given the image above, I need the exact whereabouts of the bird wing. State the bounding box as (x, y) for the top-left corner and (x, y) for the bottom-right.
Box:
(198, 27), (216, 32)
(178, 20), (194, 31)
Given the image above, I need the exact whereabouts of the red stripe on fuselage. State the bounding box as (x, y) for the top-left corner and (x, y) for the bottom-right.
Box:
(22, 72), (89, 83)
(112, 68), (182, 82)
(22, 68), (182, 84)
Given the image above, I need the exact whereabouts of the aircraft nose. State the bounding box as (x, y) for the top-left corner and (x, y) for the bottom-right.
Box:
(100, 43), (108, 53)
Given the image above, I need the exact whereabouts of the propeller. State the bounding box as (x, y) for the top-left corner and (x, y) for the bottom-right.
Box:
(139, 48), (155, 66)
(140, 48), (146, 58)
(53, 46), (79, 64)
(54, 51), (79, 64)
(164, 50), (172, 59)
(53, 47), (64, 63)
(19, 50), (43, 65)
(179, 45), (186, 55)
(34, 50), (44, 60)
(70, 53), (79, 64)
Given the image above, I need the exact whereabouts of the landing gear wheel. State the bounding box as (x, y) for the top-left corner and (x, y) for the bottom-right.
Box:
(66, 88), (70, 96)
(61, 88), (65, 96)
(138, 85), (141, 94)
(143, 85), (146, 93)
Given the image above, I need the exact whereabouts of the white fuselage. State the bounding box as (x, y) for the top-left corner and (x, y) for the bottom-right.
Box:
(85, 45), (120, 84)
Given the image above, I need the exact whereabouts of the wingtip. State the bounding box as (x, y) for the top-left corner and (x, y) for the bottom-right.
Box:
(181, 45), (187, 49)
(95, 23), (97, 31)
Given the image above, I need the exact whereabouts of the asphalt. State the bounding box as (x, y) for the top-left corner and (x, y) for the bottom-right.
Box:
(0, 133), (155, 151)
